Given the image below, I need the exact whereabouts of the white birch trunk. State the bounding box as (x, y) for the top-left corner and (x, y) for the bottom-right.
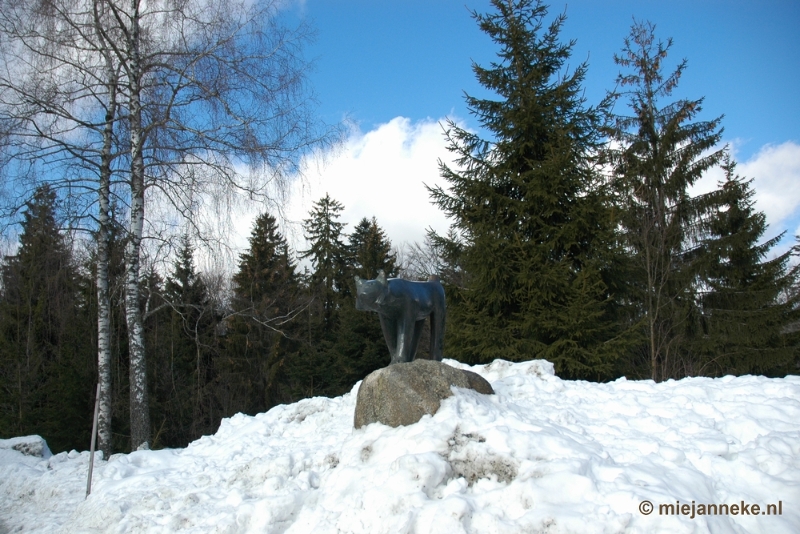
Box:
(94, 0), (118, 458)
(96, 156), (113, 457)
(125, 0), (150, 451)
(125, 156), (150, 451)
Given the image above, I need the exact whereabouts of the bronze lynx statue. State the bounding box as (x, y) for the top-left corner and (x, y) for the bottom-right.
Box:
(354, 270), (445, 364)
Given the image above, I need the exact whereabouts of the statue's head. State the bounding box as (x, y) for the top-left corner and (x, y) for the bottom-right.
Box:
(354, 270), (387, 311)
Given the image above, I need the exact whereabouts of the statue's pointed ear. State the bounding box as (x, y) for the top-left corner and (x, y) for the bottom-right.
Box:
(377, 270), (386, 284)
(354, 275), (362, 286)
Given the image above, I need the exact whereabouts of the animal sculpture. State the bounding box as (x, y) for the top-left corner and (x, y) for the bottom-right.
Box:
(354, 270), (446, 364)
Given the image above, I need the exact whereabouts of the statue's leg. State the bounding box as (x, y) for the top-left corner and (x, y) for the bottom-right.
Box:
(409, 319), (425, 360)
(379, 315), (398, 362)
(396, 314), (417, 363)
(430, 309), (445, 361)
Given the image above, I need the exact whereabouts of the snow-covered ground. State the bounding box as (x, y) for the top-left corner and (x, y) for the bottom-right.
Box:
(1, 358), (798, 533)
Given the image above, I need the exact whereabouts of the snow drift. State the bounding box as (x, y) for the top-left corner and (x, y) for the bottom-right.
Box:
(1, 359), (798, 533)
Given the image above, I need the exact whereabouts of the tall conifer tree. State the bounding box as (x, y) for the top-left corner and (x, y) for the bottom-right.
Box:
(429, 0), (628, 378)
(604, 21), (724, 381)
(691, 154), (800, 375)
(223, 213), (299, 415)
(0, 185), (92, 452)
(153, 235), (217, 447)
(348, 217), (398, 280)
(300, 194), (349, 334)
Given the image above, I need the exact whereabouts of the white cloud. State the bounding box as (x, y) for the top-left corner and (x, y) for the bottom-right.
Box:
(689, 140), (800, 240)
(739, 141), (800, 233)
(283, 116), (457, 252)
(687, 159), (725, 197)
(231, 123), (800, 272)
(687, 140), (800, 261)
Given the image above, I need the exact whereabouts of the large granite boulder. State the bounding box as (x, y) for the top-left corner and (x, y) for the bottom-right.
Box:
(354, 360), (494, 428)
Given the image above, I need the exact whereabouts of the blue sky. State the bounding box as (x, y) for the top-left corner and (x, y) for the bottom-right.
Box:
(302, 0), (798, 156)
(255, 0), (800, 262)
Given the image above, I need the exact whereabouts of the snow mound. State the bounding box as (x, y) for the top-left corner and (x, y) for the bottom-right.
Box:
(1, 358), (798, 533)
(0, 435), (52, 459)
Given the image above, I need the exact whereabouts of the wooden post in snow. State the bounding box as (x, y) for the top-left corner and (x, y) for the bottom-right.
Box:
(86, 383), (101, 498)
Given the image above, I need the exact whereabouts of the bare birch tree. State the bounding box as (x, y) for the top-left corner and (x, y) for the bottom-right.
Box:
(1, 0), (339, 450)
(99, 0), (339, 450)
(0, 0), (124, 458)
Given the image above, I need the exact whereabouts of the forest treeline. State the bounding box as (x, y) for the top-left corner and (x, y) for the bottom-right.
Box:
(1, 187), (399, 453)
(1, 0), (799, 455)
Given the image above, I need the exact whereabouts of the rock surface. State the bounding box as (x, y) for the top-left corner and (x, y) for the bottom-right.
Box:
(354, 359), (494, 428)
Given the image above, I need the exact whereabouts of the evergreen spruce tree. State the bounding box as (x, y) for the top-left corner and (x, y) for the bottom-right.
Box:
(233, 214), (299, 319)
(428, 0), (629, 378)
(347, 217), (398, 280)
(152, 235), (217, 447)
(0, 185), (93, 452)
(223, 213), (300, 415)
(332, 217), (399, 389)
(139, 268), (167, 448)
(604, 21), (725, 381)
(299, 194), (349, 334)
(691, 154), (800, 375)
(289, 195), (350, 397)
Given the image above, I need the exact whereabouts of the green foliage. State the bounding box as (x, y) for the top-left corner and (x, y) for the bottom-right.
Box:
(604, 21), (726, 381)
(0, 185), (93, 452)
(348, 217), (398, 280)
(292, 209), (400, 397)
(428, 0), (631, 379)
(328, 304), (387, 388)
(604, 22), (799, 380)
(300, 194), (349, 333)
(149, 235), (220, 448)
(689, 155), (800, 376)
(223, 212), (301, 414)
